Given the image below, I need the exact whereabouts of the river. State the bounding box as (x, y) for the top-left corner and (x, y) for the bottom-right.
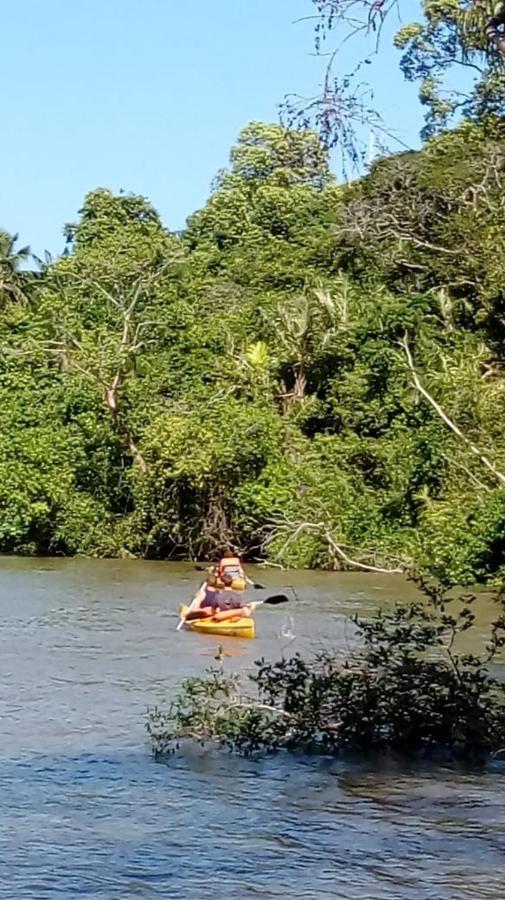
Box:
(0, 557), (503, 899)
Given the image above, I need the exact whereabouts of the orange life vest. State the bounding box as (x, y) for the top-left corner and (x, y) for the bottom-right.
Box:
(218, 556), (243, 579)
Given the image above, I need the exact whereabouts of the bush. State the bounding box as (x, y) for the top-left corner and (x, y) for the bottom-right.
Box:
(147, 578), (505, 761)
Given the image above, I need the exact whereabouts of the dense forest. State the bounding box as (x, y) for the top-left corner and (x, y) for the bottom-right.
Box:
(2, 113), (505, 584)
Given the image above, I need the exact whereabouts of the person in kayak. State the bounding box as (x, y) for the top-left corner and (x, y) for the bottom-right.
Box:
(189, 570), (218, 611)
(187, 573), (252, 622)
(210, 577), (253, 623)
(216, 551), (253, 591)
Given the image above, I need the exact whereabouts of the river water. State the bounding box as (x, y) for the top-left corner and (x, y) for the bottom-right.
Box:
(0, 557), (504, 899)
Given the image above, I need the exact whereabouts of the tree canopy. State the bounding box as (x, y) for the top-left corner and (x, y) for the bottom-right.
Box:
(2, 114), (505, 583)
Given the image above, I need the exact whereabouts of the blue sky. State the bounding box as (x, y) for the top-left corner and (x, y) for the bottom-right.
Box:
(1, 0), (423, 257)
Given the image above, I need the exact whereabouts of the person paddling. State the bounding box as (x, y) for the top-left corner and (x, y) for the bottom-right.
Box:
(212, 573), (253, 622)
(189, 570), (218, 612)
(186, 573), (252, 623)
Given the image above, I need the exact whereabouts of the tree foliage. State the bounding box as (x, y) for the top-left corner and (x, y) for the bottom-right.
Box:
(1, 118), (505, 582)
(0, 230), (32, 306)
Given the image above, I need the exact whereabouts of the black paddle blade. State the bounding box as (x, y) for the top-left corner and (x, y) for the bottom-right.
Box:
(253, 582), (265, 589)
(263, 594), (289, 605)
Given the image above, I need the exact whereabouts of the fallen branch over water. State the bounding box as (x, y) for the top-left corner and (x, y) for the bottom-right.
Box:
(265, 515), (406, 574)
(402, 334), (505, 489)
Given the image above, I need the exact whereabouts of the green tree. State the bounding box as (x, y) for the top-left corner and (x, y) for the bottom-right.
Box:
(2, 118), (505, 580)
(395, 0), (505, 137)
(0, 230), (31, 305)
(218, 121), (332, 190)
(185, 122), (337, 290)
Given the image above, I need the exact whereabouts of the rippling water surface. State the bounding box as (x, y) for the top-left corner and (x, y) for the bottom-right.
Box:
(0, 557), (503, 899)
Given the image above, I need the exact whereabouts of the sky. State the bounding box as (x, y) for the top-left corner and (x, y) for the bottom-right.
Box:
(0, 0), (424, 258)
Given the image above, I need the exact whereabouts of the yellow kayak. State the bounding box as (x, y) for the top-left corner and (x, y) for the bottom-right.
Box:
(179, 604), (256, 639)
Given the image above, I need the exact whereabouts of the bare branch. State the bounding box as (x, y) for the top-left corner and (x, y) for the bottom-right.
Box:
(321, 524), (405, 573)
(401, 335), (505, 489)
(440, 453), (492, 492)
(266, 516), (406, 574)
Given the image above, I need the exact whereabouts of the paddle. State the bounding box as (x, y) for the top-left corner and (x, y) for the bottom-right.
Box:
(251, 594), (289, 608)
(176, 581), (206, 632)
(193, 564), (265, 590)
(178, 593), (290, 628)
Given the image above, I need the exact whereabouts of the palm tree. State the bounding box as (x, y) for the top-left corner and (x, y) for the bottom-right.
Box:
(0, 229), (31, 305)
(275, 278), (352, 407)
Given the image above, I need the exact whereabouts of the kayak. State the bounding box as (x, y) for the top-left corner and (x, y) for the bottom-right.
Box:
(179, 604), (256, 639)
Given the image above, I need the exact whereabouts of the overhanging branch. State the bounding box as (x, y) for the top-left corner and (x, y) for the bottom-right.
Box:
(401, 334), (505, 489)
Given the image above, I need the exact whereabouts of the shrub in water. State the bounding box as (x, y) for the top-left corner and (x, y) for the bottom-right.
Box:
(147, 578), (505, 761)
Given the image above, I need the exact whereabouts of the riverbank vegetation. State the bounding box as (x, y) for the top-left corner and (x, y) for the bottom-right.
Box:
(147, 577), (505, 761)
(2, 118), (505, 583)
(2, 0), (505, 584)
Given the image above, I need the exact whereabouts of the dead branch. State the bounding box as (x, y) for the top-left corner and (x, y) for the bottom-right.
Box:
(266, 517), (405, 574)
(402, 334), (505, 488)
(440, 453), (491, 492)
(128, 435), (147, 473)
(397, 235), (460, 255)
(321, 524), (405, 573)
(228, 701), (294, 719)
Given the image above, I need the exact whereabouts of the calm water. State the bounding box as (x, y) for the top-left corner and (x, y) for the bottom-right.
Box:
(0, 557), (503, 899)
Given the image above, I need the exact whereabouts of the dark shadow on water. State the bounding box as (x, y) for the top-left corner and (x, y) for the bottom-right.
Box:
(0, 749), (504, 899)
